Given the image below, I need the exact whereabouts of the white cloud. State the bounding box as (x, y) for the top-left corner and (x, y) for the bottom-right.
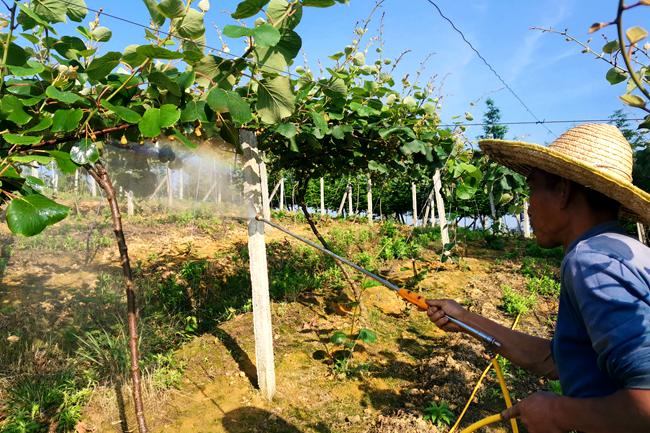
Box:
(507, 1), (572, 83)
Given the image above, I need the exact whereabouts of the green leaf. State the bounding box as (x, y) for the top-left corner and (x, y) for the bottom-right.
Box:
(85, 51), (121, 81)
(302, 0), (335, 6)
(368, 160), (388, 174)
(33, 0), (67, 23)
(91, 26), (112, 42)
(53, 36), (86, 60)
(10, 155), (53, 165)
(143, 0), (166, 26)
(48, 150), (77, 173)
(101, 100), (141, 124)
(45, 85), (84, 104)
(0, 42), (29, 67)
(70, 138), (100, 164)
(275, 123), (296, 138)
(51, 108), (84, 133)
(0, 95), (32, 126)
(159, 104), (181, 127)
(176, 9), (205, 39)
(158, 0), (186, 18)
(6, 194), (69, 236)
(8, 60), (45, 77)
(135, 45), (184, 60)
(180, 101), (207, 122)
(602, 40), (619, 54)
(620, 93), (646, 108)
(25, 117), (53, 133)
(207, 88), (253, 125)
(172, 128), (198, 149)
(148, 71), (181, 96)
(257, 76), (295, 124)
(223, 25), (254, 38)
(606, 67), (627, 85)
(626, 26), (648, 44)
(401, 139), (427, 155)
(139, 105), (180, 137)
(253, 24), (281, 47)
(379, 127), (416, 139)
(232, 0), (270, 19)
(310, 110), (328, 132)
(331, 124), (352, 139)
(267, 0), (302, 29)
(357, 328), (377, 344)
(64, 0), (87, 22)
(330, 331), (347, 344)
(2, 133), (42, 145)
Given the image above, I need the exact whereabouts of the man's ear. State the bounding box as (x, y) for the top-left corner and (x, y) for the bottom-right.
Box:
(557, 178), (572, 209)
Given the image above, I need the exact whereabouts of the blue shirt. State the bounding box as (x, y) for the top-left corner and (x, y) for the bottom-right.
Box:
(552, 221), (650, 397)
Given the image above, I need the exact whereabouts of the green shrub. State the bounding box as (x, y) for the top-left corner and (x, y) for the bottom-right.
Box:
(524, 241), (564, 260)
(501, 285), (537, 316)
(527, 275), (561, 297)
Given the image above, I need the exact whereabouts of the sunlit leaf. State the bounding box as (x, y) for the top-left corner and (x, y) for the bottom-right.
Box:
(6, 194), (69, 236)
(232, 0), (270, 19)
(256, 75), (295, 124)
(70, 138), (100, 164)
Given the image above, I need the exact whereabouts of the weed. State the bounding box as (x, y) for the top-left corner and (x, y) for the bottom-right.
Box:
(524, 241), (564, 260)
(422, 400), (454, 427)
(149, 352), (186, 390)
(500, 285), (537, 316)
(527, 275), (561, 297)
(328, 328), (377, 378)
(548, 380), (562, 395)
(1, 373), (90, 433)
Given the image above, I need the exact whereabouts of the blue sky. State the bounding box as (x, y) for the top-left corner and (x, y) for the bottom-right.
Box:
(69, 0), (648, 144)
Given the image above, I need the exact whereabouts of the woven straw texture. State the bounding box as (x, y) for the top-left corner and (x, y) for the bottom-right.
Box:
(479, 123), (650, 226)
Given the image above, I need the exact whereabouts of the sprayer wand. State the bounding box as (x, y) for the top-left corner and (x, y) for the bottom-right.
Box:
(254, 215), (501, 348)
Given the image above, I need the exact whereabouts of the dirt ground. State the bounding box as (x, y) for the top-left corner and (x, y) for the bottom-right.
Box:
(1, 208), (559, 433)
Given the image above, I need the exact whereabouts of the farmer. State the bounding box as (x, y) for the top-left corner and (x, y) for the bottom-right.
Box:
(426, 123), (650, 433)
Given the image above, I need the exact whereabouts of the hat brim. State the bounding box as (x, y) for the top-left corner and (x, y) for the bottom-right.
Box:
(479, 139), (650, 226)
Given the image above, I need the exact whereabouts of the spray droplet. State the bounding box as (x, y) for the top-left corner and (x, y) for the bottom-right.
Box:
(120, 135), (128, 145)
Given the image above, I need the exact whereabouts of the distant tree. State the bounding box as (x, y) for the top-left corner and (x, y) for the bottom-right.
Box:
(609, 110), (650, 193)
(480, 98), (508, 140)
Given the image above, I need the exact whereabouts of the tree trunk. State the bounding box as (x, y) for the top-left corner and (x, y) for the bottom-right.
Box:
(489, 189), (498, 233)
(279, 178), (285, 212)
(87, 162), (148, 433)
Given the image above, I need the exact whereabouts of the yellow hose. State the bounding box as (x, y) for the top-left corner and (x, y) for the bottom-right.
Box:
(448, 314), (521, 433)
(492, 358), (519, 433)
(458, 414), (503, 433)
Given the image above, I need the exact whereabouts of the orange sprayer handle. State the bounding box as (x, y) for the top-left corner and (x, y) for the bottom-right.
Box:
(397, 288), (429, 310)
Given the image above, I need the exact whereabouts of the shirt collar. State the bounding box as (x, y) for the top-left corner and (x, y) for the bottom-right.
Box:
(565, 220), (625, 255)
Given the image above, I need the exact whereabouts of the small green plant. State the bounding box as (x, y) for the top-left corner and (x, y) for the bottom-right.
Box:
(149, 352), (186, 390)
(501, 285), (537, 316)
(328, 328), (377, 378)
(527, 275), (561, 297)
(422, 400), (454, 427)
(548, 380), (562, 396)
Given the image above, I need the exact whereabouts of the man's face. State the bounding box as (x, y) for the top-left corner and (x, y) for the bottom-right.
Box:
(526, 170), (565, 248)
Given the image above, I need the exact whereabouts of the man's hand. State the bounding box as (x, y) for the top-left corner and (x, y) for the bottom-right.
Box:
(425, 299), (467, 333)
(501, 391), (566, 433)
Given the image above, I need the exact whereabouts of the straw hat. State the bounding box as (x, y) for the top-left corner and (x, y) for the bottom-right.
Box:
(479, 123), (650, 226)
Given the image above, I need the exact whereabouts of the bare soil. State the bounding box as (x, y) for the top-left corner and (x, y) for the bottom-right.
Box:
(1, 211), (558, 433)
